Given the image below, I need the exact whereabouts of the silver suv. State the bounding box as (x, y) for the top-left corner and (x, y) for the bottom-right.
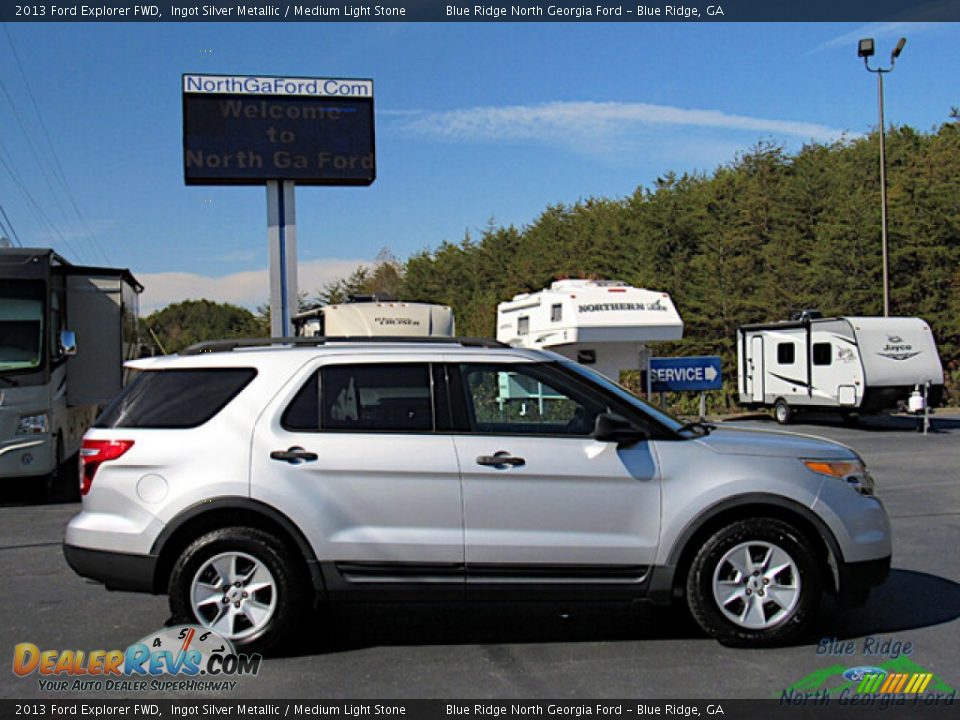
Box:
(64, 337), (891, 652)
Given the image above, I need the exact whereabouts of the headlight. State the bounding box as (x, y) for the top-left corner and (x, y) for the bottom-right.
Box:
(802, 459), (876, 496)
(16, 413), (49, 435)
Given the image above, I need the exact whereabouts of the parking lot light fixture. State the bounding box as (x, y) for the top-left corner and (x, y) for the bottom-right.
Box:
(859, 36), (906, 317)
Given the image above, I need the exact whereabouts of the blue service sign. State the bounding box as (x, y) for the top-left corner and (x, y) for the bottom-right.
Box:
(650, 356), (723, 392)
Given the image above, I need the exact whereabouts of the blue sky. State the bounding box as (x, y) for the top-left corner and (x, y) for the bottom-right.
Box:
(0, 21), (958, 312)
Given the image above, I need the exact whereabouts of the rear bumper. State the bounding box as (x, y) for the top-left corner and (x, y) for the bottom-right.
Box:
(63, 544), (157, 593)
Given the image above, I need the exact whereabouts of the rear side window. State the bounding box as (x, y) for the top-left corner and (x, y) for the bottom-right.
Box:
(282, 363), (434, 433)
(95, 368), (256, 429)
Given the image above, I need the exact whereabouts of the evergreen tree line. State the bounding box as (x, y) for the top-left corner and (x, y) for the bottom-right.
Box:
(147, 121), (960, 405)
(394, 124), (960, 404)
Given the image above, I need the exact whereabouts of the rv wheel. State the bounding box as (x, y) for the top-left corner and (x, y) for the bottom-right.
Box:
(774, 399), (792, 425)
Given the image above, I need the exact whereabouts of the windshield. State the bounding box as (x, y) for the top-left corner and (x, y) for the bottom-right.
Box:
(558, 359), (686, 433)
(0, 282), (44, 372)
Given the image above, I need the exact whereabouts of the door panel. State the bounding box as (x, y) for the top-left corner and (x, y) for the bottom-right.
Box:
(452, 362), (661, 574)
(750, 336), (764, 403)
(250, 362), (464, 567)
(455, 435), (660, 568)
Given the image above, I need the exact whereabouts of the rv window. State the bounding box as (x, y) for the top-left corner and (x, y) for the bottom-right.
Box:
(320, 364), (433, 433)
(550, 304), (562, 322)
(813, 343), (832, 366)
(518, 317), (530, 336)
(777, 343), (796, 365)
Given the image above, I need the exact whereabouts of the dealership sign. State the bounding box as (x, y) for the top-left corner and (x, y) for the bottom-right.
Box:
(182, 74), (375, 186)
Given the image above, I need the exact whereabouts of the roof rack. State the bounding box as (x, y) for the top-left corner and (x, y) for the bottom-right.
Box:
(180, 336), (508, 356)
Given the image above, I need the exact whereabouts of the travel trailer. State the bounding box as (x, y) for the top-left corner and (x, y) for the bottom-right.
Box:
(0, 248), (142, 495)
(293, 296), (455, 338)
(737, 313), (944, 424)
(496, 279), (684, 382)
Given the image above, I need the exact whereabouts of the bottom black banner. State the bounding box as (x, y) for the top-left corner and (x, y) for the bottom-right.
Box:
(1, 699), (958, 720)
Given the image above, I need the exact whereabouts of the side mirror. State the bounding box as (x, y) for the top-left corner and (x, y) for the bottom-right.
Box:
(592, 411), (648, 445)
(59, 329), (77, 357)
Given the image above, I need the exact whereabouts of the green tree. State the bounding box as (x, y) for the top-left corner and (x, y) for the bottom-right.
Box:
(145, 300), (267, 354)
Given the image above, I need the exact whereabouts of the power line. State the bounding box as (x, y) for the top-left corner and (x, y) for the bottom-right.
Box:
(0, 145), (81, 259)
(0, 201), (23, 246)
(0, 77), (83, 260)
(1, 24), (110, 265)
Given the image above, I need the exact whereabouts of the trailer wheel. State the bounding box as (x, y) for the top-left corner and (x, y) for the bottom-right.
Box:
(774, 399), (792, 425)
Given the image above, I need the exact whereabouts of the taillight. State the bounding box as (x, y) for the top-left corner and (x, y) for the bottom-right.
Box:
(79, 439), (134, 496)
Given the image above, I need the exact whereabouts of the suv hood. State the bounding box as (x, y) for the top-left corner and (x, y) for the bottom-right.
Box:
(695, 426), (856, 460)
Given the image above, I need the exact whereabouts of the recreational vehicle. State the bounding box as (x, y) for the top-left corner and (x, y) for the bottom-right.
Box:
(0, 248), (142, 495)
(293, 296), (455, 338)
(737, 314), (944, 424)
(496, 279), (684, 382)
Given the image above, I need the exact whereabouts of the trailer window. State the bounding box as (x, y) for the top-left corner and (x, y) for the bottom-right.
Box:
(518, 316), (530, 336)
(812, 343), (832, 366)
(777, 343), (796, 365)
(550, 304), (562, 322)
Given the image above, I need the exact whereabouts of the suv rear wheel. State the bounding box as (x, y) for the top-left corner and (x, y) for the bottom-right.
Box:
(168, 527), (308, 654)
(685, 517), (821, 647)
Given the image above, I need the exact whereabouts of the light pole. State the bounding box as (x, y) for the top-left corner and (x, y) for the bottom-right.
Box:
(858, 36), (906, 318)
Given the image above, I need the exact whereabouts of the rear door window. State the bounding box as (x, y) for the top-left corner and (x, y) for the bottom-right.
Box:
(282, 363), (434, 433)
(95, 368), (256, 428)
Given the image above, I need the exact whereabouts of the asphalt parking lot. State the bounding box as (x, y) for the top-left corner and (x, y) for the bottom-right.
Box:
(2, 412), (958, 700)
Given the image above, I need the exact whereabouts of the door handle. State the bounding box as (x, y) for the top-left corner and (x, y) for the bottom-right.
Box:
(476, 451), (525, 468)
(270, 446), (318, 464)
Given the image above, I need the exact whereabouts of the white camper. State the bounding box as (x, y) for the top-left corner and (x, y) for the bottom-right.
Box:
(293, 297), (455, 338)
(737, 314), (944, 424)
(496, 279), (683, 381)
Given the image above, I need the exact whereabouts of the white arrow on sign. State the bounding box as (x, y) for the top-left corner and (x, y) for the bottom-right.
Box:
(705, 365), (718, 382)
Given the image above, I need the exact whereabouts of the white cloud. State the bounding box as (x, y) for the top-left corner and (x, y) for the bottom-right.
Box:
(396, 101), (847, 153)
(814, 22), (938, 53)
(137, 258), (369, 315)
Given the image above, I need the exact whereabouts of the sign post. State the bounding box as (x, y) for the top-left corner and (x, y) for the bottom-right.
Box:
(182, 74), (376, 337)
(266, 181), (297, 337)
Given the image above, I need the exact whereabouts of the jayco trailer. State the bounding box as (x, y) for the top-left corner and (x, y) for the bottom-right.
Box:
(293, 296), (455, 338)
(738, 315), (943, 423)
(496, 279), (684, 381)
(0, 248), (142, 494)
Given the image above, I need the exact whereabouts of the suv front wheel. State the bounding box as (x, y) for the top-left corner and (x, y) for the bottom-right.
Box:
(168, 527), (308, 654)
(685, 517), (821, 647)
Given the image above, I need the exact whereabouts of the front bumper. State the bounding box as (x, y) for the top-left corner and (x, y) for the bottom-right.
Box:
(63, 544), (158, 593)
(837, 554), (891, 606)
(0, 435), (54, 478)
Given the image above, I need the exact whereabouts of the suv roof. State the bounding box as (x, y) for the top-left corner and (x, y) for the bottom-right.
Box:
(127, 337), (553, 371)
(180, 336), (508, 355)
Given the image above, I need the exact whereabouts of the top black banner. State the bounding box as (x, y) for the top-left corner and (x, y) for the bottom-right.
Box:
(2, 0), (960, 22)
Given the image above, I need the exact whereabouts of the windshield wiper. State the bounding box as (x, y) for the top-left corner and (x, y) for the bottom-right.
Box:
(677, 420), (714, 437)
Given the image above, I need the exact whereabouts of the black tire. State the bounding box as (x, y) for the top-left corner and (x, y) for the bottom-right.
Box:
(31, 435), (61, 503)
(774, 398), (792, 425)
(168, 527), (310, 655)
(841, 411), (861, 427)
(685, 518), (822, 647)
